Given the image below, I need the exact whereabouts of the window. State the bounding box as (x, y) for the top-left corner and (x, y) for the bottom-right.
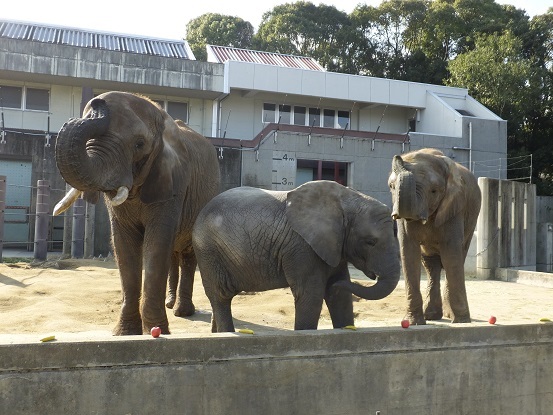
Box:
(26, 88), (49, 111)
(308, 108), (320, 127)
(263, 103), (276, 123)
(0, 86), (51, 112)
(167, 101), (188, 123)
(0, 86), (23, 109)
(262, 102), (350, 129)
(293, 106), (306, 126)
(338, 111), (350, 129)
(279, 104), (291, 124)
(323, 109), (335, 128)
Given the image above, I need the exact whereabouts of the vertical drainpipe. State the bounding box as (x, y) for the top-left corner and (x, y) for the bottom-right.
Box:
(469, 121), (473, 173)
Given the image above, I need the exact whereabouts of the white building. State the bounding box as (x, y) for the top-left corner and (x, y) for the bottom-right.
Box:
(0, 19), (506, 253)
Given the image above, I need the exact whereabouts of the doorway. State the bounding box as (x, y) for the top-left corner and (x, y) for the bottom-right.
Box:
(296, 160), (348, 187)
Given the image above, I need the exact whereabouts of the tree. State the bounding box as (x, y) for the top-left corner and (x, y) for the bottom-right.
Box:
(253, 1), (352, 71)
(186, 14), (254, 61)
(349, 0), (431, 80)
(448, 31), (536, 119)
(447, 31), (542, 184)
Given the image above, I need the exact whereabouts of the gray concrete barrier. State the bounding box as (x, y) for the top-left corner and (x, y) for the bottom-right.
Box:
(0, 324), (552, 415)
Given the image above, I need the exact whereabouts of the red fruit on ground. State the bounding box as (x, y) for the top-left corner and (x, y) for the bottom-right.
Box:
(150, 326), (162, 338)
(401, 319), (410, 329)
(488, 316), (497, 325)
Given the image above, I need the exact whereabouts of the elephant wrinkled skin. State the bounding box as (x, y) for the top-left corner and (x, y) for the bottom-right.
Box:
(388, 148), (481, 325)
(192, 180), (401, 332)
(54, 91), (220, 335)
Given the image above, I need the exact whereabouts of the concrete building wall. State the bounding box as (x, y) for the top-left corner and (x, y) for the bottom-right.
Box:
(358, 105), (412, 135)
(1, 324), (551, 415)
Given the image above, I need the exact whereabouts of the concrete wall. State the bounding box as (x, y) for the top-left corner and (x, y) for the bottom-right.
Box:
(239, 130), (406, 204)
(0, 38), (224, 97)
(0, 324), (551, 415)
(224, 60), (469, 109)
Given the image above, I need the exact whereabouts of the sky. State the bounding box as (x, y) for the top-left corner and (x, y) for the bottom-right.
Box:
(2, 0), (551, 41)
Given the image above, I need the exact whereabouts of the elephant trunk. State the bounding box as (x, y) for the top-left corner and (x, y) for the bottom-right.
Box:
(55, 98), (111, 192)
(391, 155), (417, 220)
(334, 271), (400, 300)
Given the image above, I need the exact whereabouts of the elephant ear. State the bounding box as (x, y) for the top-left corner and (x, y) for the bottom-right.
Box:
(139, 111), (178, 204)
(434, 156), (463, 227)
(139, 147), (175, 204)
(285, 181), (345, 267)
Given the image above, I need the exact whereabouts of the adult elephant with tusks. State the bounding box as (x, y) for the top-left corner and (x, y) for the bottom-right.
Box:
(192, 180), (400, 332)
(388, 148), (481, 325)
(54, 91), (220, 335)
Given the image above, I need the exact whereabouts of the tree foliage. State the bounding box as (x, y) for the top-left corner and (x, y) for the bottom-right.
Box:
(253, 1), (351, 71)
(186, 13), (254, 60)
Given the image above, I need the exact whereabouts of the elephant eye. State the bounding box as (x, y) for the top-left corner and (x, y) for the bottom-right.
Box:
(366, 239), (377, 247)
(135, 138), (145, 150)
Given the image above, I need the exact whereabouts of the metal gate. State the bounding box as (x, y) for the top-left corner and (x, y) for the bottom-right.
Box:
(0, 159), (32, 246)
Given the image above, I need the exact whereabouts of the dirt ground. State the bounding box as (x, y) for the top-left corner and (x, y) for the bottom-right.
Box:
(0, 257), (552, 342)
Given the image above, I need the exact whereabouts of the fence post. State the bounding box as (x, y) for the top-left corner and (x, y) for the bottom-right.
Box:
(84, 202), (95, 258)
(476, 177), (499, 279)
(34, 180), (50, 261)
(0, 176), (5, 263)
(71, 198), (85, 258)
(62, 184), (72, 258)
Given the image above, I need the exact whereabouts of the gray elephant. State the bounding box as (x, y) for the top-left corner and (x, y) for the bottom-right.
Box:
(54, 91), (220, 335)
(388, 148), (481, 324)
(192, 180), (400, 332)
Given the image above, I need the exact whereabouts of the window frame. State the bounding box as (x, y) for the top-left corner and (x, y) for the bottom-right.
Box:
(0, 85), (23, 110)
(25, 88), (50, 112)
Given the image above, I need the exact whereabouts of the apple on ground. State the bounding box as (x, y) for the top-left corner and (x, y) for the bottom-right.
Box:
(150, 326), (162, 338)
(488, 316), (497, 325)
(401, 319), (410, 328)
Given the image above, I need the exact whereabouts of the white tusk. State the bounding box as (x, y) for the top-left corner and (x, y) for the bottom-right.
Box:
(109, 186), (129, 207)
(53, 187), (83, 216)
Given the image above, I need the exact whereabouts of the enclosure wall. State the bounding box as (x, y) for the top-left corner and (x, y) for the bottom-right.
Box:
(0, 324), (551, 415)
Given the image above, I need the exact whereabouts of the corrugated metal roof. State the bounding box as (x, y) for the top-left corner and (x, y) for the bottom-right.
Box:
(0, 19), (195, 60)
(207, 45), (325, 71)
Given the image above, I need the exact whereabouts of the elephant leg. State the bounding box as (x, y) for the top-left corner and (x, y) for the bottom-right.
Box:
(210, 297), (235, 333)
(441, 244), (471, 323)
(292, 282), (325, 330)
(422, 255), (443, 320)
(325, 265), (354, 328)
(398, 222), (425, 325)
(112, 225), (144, 335)
(141, 225), (175, 334)
(173, 251), (197, 317)
(165, 252), (179, 309)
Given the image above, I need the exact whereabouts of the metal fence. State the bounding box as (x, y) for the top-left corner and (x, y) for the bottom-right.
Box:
(0, 175), (93, 262)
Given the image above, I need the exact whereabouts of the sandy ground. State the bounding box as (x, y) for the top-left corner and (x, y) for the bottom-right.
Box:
(0, 257), (552, 343)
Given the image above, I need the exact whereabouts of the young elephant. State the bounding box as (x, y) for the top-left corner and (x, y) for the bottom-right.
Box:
(388, 148), (481, 324)
(192, 180), (400, 332)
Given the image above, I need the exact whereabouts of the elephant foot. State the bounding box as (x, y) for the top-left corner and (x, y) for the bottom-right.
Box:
(449, 314), (471, 323)
(405, 312), (426, 326)
(174, 301), (195, 317)
(113, 319), (143, 336)
(444, 309), (471, 323)
(165, 294), (176, 309)
(424, 306), (443, 321)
